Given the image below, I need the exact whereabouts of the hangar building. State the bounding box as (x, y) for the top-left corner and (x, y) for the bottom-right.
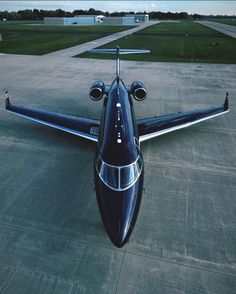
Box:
(44, 14), (149, 25)
(103, 14), (149, 25)
(44, 15), (104, 25)
(125, 14), (149, 22)
(102, 16), (135, 25)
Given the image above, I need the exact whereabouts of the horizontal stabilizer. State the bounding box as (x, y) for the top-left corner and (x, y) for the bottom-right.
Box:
(85, 46), (150, 78)
(85, 49), (150, 55)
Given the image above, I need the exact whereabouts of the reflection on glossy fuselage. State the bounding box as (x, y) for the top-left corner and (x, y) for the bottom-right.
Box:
(94, 78), (144, 247)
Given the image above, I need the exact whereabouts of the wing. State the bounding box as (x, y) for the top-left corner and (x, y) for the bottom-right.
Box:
(137, 95), (229, 142)
(5, 96), (99, 142)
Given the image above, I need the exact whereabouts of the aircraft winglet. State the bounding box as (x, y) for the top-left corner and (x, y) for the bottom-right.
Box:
(224, 92), (229, 111)
(5, 91), (10, 108)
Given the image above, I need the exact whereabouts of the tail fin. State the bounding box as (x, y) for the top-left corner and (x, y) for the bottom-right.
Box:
(85, 46), (150, 77)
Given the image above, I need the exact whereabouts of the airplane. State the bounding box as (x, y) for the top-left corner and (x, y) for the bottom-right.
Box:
(4, 47), (229, 247)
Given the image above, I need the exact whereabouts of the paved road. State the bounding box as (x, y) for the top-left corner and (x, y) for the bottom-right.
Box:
(196, 21), (236, 38)
(45, 21), (157, 57)
(0, 54), (235, 293)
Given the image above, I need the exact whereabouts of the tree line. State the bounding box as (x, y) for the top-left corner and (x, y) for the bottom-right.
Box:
(0, 8), (235, 21)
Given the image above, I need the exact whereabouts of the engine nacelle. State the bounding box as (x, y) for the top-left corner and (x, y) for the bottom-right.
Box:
(131, 81), (147, 101)
(89, 80), (105, 101)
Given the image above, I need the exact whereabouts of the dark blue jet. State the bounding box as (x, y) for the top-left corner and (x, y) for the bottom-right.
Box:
(4, 47), (229, 247)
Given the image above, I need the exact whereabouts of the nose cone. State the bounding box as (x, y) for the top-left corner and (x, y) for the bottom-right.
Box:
(106, 203), (133, 248)
(95, 172), (144, 247)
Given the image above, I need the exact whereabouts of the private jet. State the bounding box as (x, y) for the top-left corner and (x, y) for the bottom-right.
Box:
(4, 47), (229, 247)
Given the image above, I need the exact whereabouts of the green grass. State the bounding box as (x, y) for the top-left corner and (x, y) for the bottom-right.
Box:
(80, 21), (236, 64)
(210, 19), (236, 26)
(141, 21), (215, 33)
(0, 23), (132, 34)
(0, 32), (104, 55)
(0, 23), (132, 55)
(0, 20), (43, 26)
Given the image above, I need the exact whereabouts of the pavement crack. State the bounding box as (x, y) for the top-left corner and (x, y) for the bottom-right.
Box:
(125, 250), (236, 278)
(115, 246), (126, 294)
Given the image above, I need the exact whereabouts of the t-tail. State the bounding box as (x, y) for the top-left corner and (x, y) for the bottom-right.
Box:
(85, 46), (150, 78)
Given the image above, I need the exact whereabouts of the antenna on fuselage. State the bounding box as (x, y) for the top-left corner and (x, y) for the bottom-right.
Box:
(85, 47), (150, 79)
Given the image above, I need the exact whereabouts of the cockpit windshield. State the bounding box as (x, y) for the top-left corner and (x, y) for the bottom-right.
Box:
(96, 156), (143, 191)
(101, 163), (119, 190)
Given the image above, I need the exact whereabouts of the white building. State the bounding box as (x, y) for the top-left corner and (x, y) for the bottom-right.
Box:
(103, 17), (135, 25)
(125, 14), (149, 22)
(102, 14), (149, 25)
(74, 15), (105, 23)
(44, 14), (148, 26)
(44, 15), (104, 25)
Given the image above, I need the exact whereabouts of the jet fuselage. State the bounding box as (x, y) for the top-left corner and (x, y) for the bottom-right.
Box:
(94, 78), (144, 247)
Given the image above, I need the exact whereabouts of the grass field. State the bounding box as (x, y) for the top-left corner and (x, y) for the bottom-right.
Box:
(0, 23), (131, 33)
(0, 32), (105, 55)
(80, 21), (236, 64)
(0, 23), (132, 55)
(210, 19), (236, 26)
(141, 21), (215, 33)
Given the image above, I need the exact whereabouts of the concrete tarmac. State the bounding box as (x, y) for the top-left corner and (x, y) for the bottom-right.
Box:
(0, 54), (235, 293)
(196, 21), (236, 38)
(45, 21), (157, 57)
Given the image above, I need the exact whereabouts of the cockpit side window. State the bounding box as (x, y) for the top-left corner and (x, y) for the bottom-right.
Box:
(137, 157), (143, 173)
(120, 164), (138, 189)
(97, 156), (103, 173)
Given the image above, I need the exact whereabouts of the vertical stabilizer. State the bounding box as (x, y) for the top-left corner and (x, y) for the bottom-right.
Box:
(116, 46), (120, 78)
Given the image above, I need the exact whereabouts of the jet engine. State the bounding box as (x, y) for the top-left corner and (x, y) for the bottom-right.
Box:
(131, 81), (147, 101)
(89, 80), (105, 101)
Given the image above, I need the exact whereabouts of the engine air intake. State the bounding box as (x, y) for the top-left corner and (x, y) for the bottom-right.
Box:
(131, 81), (147, 101)
(89, 80), (105, 101)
